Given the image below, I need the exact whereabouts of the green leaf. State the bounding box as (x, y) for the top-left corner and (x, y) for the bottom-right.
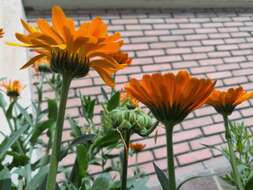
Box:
(30, 120), (55, 145)
(80, 95), (96, 120)
(245, 176), (253, 190)
(107, 91), (120, 111)
(0, 92), (6, 108)
(68, 117), (82, 137)
(6, 101), (15, 119)
(92, 173), (112, 190)
(16, 103), (33, 126)
(71, 134), (95, 146)
(48, 99), (58, 121)
(153, 162), (169, 190)
(27, 166), (48, 190)
(92, 129), (120, 151)
(0, 124), (28, 160)
(77, 144), (89, 177)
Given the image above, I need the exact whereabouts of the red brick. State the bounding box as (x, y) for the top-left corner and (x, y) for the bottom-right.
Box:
(216, 63), (240, 71)
(145, 30), (170, 36)
(199, 58), (223, 66)
(190, 66), (215, 74)
(208, 33), (231, 39)
(174, 129), (202, 143)
(224, 76), (248, 85)
(128, 151), (153, 165)
(224, 56), (246, 63)
(177, 40), (201, 47)
(183, 53), (207, 60)
(172, 29), (194, 35)
(192, 46), (215, 53)
(137, 49), (165, 57)
(131, 36), (158, 43)
(207, 71), (232, 79)
(179, 23), (201, 28)
(108, 25), (124, 31)
(190, 135), (223, 150)
(153, 23), (178, 29)
(232, 49), (252, 56)
(121, 31), (143, 37)
(140, 18), (164, 24)
(225, 38), (246, 44)
(133, 57), (153, 65)
(185, 34), (208, 40)
(195, 28), (217, 33)
(233, 68), (253, 76)
(112, 19), (138, 24)
(231, 32), (250, 37)
(143, 63), (171, 72)
(177, 149), (212, 165)
(203, 23), (223, 27)
(239, 42), (253, 49)
(195, 106), (216, 116)
(154, 55), (182, 63)
(117, 66), (141, 75)
(150, 42), (176, 49)
(126, 24), (152, 30)
(160, 35), (184, 42)
(216, 44), (238, 51)
(182, 116), (213, 129)
(202, 39), (224, 45)
(122, 43), (148, 51)
(189, 18), (210, 23)
(218, 27), (239, 33)
(208, 51), (230, 58)
(172, 61), (198, 68)
(166, 48), (191, 54)
(166, 18), (188, 23)
(203, 123), (225, 135)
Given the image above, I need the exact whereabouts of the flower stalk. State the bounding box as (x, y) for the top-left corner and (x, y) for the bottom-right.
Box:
(165, 123), (176, 190)
(121, 130), (131, 190)
(46, 74), (72, 190)
(223, 115), (244, 190)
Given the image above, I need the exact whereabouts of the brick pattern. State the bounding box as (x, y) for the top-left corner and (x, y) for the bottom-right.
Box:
(27, 8), (253, 181)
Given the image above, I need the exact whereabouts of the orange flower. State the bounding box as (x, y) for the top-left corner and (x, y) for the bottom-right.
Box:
(129, 143), (146, 153)
(207, 87), (253, 115)
(125, 71), (216, 125)
(8, 6), (130, 87)
(0, 80), (24, 98)
(0, 28), (4, 38)
(33, 56), (51, 73)
(120, 91), (139, 107)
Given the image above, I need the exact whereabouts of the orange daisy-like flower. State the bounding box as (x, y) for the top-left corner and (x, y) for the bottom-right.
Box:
(0, 28), (4, 38)
(120, 91), (139, 107)
(129, 143), (146, 153)
(125, 71), (216, 126)
(8, 6), (130, 87)
(206, 87), (253, 115)
(0, 80), (24, 98)
(33, 56), (51, 73)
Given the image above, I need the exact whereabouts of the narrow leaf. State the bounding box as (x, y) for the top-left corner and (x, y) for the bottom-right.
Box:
(153, 162), (169, 190)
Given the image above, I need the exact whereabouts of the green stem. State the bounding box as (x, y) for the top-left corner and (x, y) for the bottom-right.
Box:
(223, 115), (244, 190)
(121, 130), (131, 190)
(165, 124), (176, 190)
(46, 74), (72, 190)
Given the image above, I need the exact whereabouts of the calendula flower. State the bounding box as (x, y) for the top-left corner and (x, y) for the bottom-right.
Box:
(0, 80), (24, 98)
(120, 91), (139, 107)
(125, 71), (216, 126)
(129, 143), (146, 153)
(33, 56), (51, 73)
(207, 87), (253, 115)
(0, 28), (4, 38)
(8, 6), (129, 87)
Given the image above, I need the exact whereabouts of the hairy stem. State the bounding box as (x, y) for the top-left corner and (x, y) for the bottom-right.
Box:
(46, 74), (72, 190)
(165, 124), (176, 190)
(223, 115), (244, 190)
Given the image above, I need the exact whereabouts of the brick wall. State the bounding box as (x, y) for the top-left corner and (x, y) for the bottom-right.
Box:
(27, 8), (253, 186)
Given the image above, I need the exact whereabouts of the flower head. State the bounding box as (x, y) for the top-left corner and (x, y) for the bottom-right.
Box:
(9, 6), (130, 86)
(33, 56), (51, 73)
(125, 71), (216, 126)
(0, 80), (24, 98)
(129, 143), (145, 153)
(207, 87), (253, 115)
(120, 91), (139, 108)
(0, 28), (4, 38)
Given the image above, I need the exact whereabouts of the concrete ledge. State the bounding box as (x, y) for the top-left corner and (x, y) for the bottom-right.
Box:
(23, 0), (253, 10)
